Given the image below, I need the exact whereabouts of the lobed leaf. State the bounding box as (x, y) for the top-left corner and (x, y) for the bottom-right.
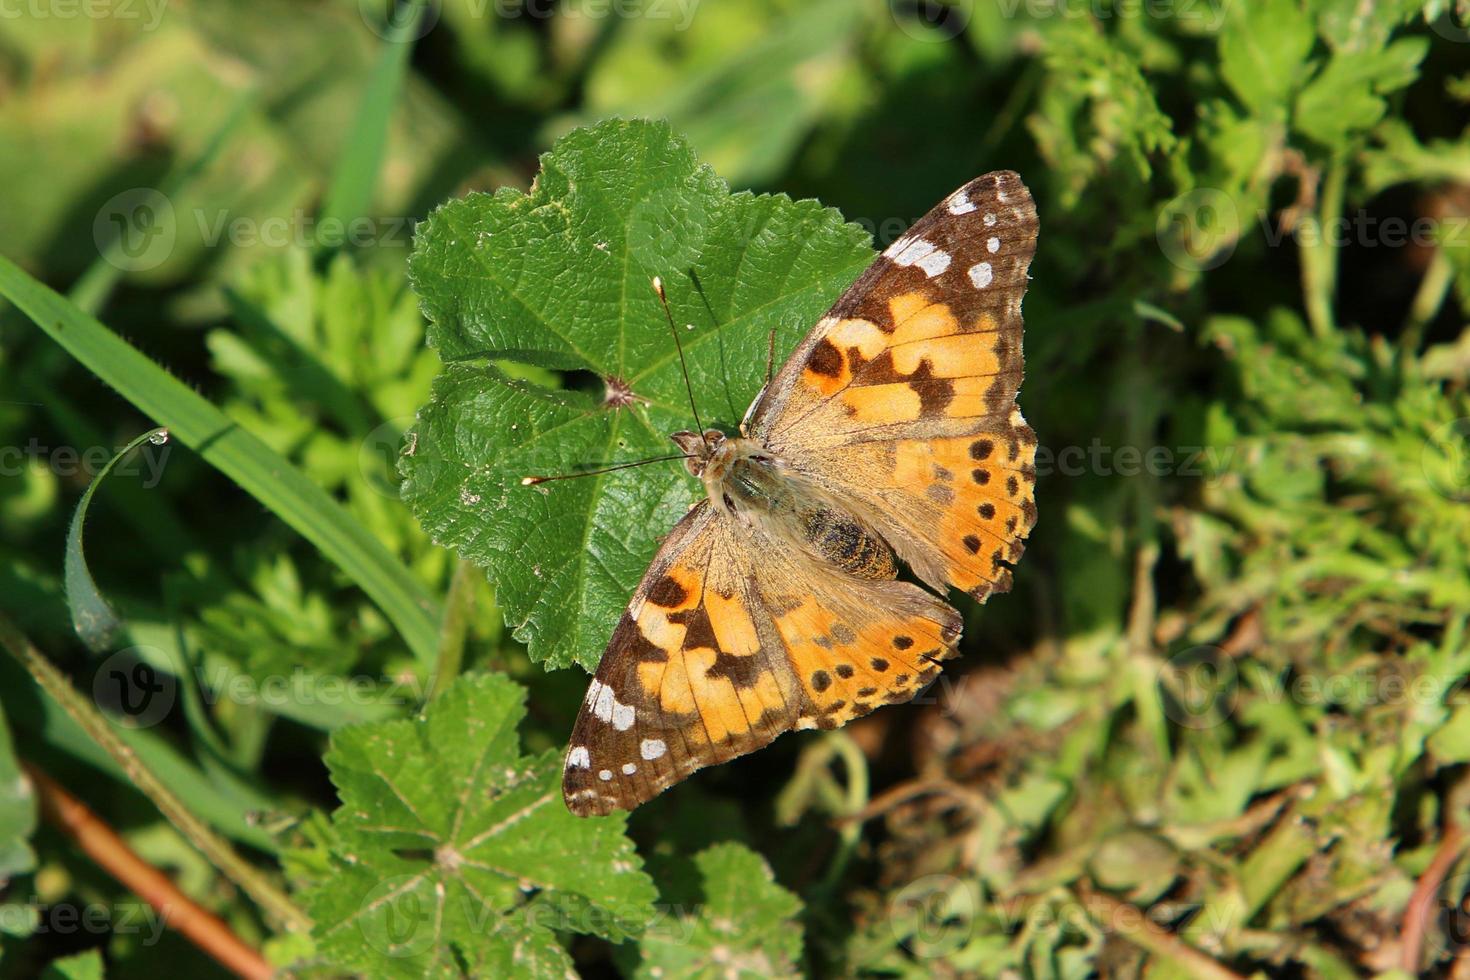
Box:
(301, 673), (657, 977)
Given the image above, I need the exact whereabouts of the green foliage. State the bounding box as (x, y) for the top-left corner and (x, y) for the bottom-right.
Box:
(40, 949), (103, 980)
(298, 673), (656, 978)
(0, 701), (34, 883)
(633, 843), (804, 979)
(3, 0), (1470, 977)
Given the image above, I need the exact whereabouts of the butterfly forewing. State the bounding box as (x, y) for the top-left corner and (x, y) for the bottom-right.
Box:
(747, 171), (1038, 603)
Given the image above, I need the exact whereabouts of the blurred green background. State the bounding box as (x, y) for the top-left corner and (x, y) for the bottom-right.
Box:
(4, 0), (1470, 976)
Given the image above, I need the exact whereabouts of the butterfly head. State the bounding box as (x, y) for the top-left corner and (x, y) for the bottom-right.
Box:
(670, 428), (727, 478)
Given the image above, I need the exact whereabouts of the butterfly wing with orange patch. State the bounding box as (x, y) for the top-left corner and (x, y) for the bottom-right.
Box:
(563, 501), (961, 816)
(746, 171), (1038, 603)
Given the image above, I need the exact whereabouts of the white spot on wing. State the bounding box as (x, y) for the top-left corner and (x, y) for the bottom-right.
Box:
(640, 738), (667, 760)
(968, 261), (994, 289)
(592, 682), (615, 722)
(915, 247), (951, 278)
(883, 235), (912, 259)
(621, 762), (637, 775)
(891, 238), (939, 269)
(984, 212), (997, 227)
(592, 681), (637, 730)
(567, 746), (590, 769)
(948, 190), (976, 215)
(987, 237), (1000, 254)
(598, 769), (613, 781)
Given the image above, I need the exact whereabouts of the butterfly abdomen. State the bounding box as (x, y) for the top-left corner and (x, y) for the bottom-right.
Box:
(720, 444), (897, 581)
(800, 508), (897, 581)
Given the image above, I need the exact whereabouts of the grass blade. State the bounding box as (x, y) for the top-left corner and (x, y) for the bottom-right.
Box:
(0, 255), (441, 666)
(317, 1), (425, 253)
(64, 427), (169, 651)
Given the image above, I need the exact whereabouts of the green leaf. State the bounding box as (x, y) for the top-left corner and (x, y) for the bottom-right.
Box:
(634, 842), (804, 980)
(1295, 38), (1428, 147)
(0, 700), (36, 880)
(402, 118), (872, 669)
(1218, 0), (1315, 116)
(301, 672), (657, 978)
(63, 427), (169, 651)
(40, 949), (104, 980)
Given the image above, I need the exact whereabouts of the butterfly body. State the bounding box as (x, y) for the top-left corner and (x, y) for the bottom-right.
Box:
(673, 427), (898, 582)
(563, 172), (1039, 816)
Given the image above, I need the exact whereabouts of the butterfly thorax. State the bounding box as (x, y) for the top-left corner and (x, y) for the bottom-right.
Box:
(670, 428), (897, 581)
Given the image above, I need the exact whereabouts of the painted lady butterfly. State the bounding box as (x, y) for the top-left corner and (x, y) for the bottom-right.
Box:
(562, 172), (1038, 816)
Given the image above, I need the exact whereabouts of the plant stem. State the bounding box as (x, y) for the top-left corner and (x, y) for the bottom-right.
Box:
(26, 762), (275, 980)
(1302, 154), (1346, 339)
(0, 613), (310, 933)
(429, 559), (477, 701)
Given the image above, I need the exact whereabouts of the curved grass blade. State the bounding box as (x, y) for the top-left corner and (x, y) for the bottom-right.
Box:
(64, 427), (170, 652)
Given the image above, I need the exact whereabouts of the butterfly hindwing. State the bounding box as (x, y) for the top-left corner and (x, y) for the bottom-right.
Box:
(747, 171), (1038, 602)
(563, 502), (802, 816)
(563, 503), (964, 815)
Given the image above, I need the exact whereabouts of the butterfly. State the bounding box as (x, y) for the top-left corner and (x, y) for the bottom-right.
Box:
(562, 172), (1038, 816)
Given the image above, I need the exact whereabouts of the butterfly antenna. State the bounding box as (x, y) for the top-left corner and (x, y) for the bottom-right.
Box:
(521, 453), (696, 486)
(653, 276), (705, 439)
